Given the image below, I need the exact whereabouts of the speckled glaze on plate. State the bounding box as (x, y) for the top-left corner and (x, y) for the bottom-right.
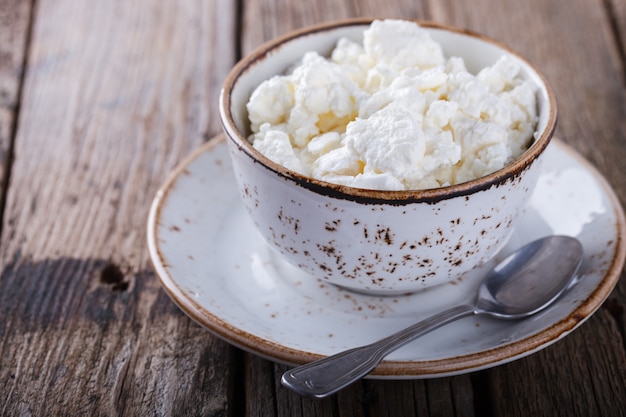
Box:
(147, 134), (625, 378)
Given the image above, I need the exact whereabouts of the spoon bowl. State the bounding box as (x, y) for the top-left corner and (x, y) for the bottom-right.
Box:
(475, 236), (583, 318)
(281, 235), (584, 398)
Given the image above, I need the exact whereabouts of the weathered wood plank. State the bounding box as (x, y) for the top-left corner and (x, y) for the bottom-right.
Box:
(608, 0), (626, 80)
(0, 0), (32, 208)
(606, 0), (626, 360)
(238, 0), (626, 416)
(244, 354), (278, 416)
(241, 0), (429, 55)
(237, 1), (478, 415)
(431, 0), (626, 416)
(0, 0), (238, 415)
(488, 311), (626, 416)
(3, 0), (623, 415)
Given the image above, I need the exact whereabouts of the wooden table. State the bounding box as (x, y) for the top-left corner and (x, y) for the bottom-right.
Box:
(2, 0), (625, 415)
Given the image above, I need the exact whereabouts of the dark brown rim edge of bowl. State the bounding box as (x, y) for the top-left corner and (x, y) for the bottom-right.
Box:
(219, 17), (558, 205)
(146, 135), (625, 377)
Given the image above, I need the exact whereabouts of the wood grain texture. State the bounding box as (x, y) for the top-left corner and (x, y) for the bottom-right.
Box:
(239, 1), (477, 415)
(0, 0), (238, 415)
(1, 0), (625, 415)
(607, 0), (626, 85)
(488, 312), (626, 416)
(606, 0), (626, 357)
(241, 0), (428, 55)
(431, 0), (626, 415)
(0, 0), (32, 206)
(238, 0), (626, 416)
(0, 0), (31, 115)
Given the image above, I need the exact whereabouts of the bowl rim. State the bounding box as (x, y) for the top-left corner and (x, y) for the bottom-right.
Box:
(219, 17), (557, 205)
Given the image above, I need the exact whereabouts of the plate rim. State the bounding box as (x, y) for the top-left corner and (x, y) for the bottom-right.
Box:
(147, 134), (626, 377)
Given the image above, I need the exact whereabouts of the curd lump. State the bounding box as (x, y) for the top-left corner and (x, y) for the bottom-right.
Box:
(246, 19), (538, 191)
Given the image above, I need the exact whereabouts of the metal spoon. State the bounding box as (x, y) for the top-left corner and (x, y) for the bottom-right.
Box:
(281, 235), (583, 398)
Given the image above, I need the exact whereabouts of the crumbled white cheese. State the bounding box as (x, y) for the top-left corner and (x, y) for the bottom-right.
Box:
(246, 19), (538, 190)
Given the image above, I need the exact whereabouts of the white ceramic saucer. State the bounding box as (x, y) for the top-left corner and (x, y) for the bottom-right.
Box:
(147, 135), (625, 378)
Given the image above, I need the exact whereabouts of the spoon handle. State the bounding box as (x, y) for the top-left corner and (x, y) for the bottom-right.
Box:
(281, 304), (475, 398)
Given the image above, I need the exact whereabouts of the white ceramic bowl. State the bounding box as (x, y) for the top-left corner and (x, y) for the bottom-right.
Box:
(219, 18), (557, 295)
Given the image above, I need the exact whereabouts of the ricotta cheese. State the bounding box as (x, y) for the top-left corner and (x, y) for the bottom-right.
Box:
(246, 19), (538, 191)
